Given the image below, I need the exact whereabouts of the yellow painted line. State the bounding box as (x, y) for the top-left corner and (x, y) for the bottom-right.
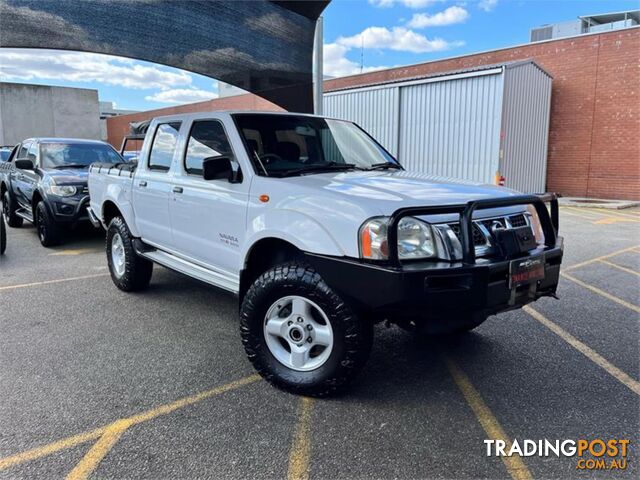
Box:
(445, 357), (532, 480)
(0, 375), (260, 472)
(65, 420), (131, 480)
(0, 273), (109, 292)
(589, 208), (640, 219)
(287, 397), (314, 480)
(561, 272), (640, 314)
(563, 245), (640, 272)
(524, 306), (640, 395)
(562, 206), (606, 218)
(594, 217), (639, 225)
(49, 248), (102, 256)
(598, 259), (640, 277)
(0, 428), (105, 471)
(559, 209), (602, 221)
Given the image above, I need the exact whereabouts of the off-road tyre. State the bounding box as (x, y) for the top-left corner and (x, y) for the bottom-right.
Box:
(35, 201), (63, 247)
(3, 191), (23, 228)
(240, 262), (373, 397)
(106, 216), (153, 292)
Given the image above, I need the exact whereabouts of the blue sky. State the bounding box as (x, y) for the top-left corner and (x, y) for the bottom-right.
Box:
(0, 0), (636, 111)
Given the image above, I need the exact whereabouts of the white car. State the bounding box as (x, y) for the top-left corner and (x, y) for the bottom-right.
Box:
(88, 111), (563, 396)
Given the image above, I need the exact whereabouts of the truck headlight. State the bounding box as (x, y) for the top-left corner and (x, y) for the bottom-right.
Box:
(359, 216), (436, 260)
(50, 185), (77, 197)
(397, 217), (435, 259)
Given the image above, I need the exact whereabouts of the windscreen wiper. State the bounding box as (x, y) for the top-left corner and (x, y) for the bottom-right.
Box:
(367, 162), (404, 171)
(278, 163), (363, 177)
(54, 164), (90, 169)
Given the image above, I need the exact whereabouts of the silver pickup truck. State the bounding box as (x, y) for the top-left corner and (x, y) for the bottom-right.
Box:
(89, 111), (563, 396)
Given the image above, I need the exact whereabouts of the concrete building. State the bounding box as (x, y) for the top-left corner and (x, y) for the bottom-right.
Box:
(107, 26), (640, 200)
(530, 9), (639, 42)
(0, 82), (101, 146)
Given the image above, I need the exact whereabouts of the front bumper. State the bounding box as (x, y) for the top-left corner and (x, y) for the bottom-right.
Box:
(306, 238), (563, 321)
(307, 193), (563, 324)
(50, 195), (91, 224)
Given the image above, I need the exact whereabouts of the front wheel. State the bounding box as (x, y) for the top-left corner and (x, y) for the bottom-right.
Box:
(35, 201), (62, 247)
(0, 212), (6, 254)
(106, 216), (153, 291)
(240, 263), (373, 397)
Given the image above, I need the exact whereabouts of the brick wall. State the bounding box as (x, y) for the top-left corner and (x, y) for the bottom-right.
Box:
(106, 94), (282, 148)
(107, 28), (640, 200)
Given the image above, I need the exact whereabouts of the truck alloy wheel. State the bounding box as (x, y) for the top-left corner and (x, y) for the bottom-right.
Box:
(240, 263), (373, 397)
(106, 216), (153, 292)
(263, 295), (334, 372)
(35, 202), (62, 247)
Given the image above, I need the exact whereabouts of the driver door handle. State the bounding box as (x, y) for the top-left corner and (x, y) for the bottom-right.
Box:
(139, 181), (147, 187)
(172, 186), (183, 194)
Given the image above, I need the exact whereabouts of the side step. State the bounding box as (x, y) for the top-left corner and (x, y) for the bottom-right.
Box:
(138, 248), (239, 293)
(15, 208), (34, 223)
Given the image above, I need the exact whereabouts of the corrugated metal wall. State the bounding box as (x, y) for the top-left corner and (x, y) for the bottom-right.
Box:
(500, 63), (552, 193)
(324, 87), (400, 156)
(323, 62), (552, 193)
(398, 73), (503, 183)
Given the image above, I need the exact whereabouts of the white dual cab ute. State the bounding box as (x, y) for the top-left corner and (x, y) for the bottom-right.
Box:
(88, 111), (563, 396)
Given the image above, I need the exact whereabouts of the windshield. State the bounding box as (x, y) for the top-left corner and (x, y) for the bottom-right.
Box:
(40, 143), (122, 169)
(233, 114), (400, 176)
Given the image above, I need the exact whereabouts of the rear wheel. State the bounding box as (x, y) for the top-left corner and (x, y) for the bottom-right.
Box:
(106, 216), (153, 291)
(35, 201), (63, 247)
(241, 262), (373, 396)
(2, 191), (23, 228)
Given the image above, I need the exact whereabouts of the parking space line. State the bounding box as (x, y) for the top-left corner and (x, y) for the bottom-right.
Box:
(49, 248), (102, 256)
(560, 272), (640, 314)
(589, 208), (640, 220)
(561, 207), (605, 218)
(563, 245), (639, 272)
(287, 397), (314, 480)
(65, 420), (132, 480)
(0, 375), (260, 472)
(598, 259), (640, 277)
(524, 306), (640, 395)
(445, 357), (533, 480)
(0, 428), (105, 471)
(559, 209), (602, 221)
(0, 273), (109, 292)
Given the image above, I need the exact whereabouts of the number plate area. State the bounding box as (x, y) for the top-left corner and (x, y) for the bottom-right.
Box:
(509, 254), (545, 288)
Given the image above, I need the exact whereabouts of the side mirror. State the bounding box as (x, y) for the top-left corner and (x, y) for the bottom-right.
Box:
(15, 159), (34, 170)
(202, 156), (241, 183)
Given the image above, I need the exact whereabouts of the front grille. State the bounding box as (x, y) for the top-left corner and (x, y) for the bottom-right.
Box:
(448, 223), (487, 246)
(446, 212), (530, 251)
(509, 214), (527, 227)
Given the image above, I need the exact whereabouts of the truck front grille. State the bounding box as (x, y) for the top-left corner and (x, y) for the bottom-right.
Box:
(445, 213), (531, 252)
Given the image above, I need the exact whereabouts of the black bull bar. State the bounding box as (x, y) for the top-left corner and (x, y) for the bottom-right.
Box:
(386, 193), (560, 267)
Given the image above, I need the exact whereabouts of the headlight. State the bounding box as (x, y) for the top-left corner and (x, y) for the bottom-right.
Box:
(50, 185), (77, 197)
(359, 216), (436, 260)
(397, 217), (435, 259)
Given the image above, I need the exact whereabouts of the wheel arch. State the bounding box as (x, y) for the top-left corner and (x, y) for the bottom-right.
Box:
(239, 237), (303, 301)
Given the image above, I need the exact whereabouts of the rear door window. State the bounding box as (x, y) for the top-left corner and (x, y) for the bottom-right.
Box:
(148, 122), (181, 171)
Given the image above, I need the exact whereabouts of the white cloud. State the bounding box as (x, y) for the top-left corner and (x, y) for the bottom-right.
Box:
(336, 26), (463, 54)
(145, 88), (218, 104)
(369, 0), (444, 8)
(407, 6), (469, 28)
(0, 49), (192, 90)
(478, 0), (498, 12)
(323, 43), (390, 77)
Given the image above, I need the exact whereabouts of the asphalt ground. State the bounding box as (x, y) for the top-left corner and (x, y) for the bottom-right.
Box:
(0, 206), (638, 480)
